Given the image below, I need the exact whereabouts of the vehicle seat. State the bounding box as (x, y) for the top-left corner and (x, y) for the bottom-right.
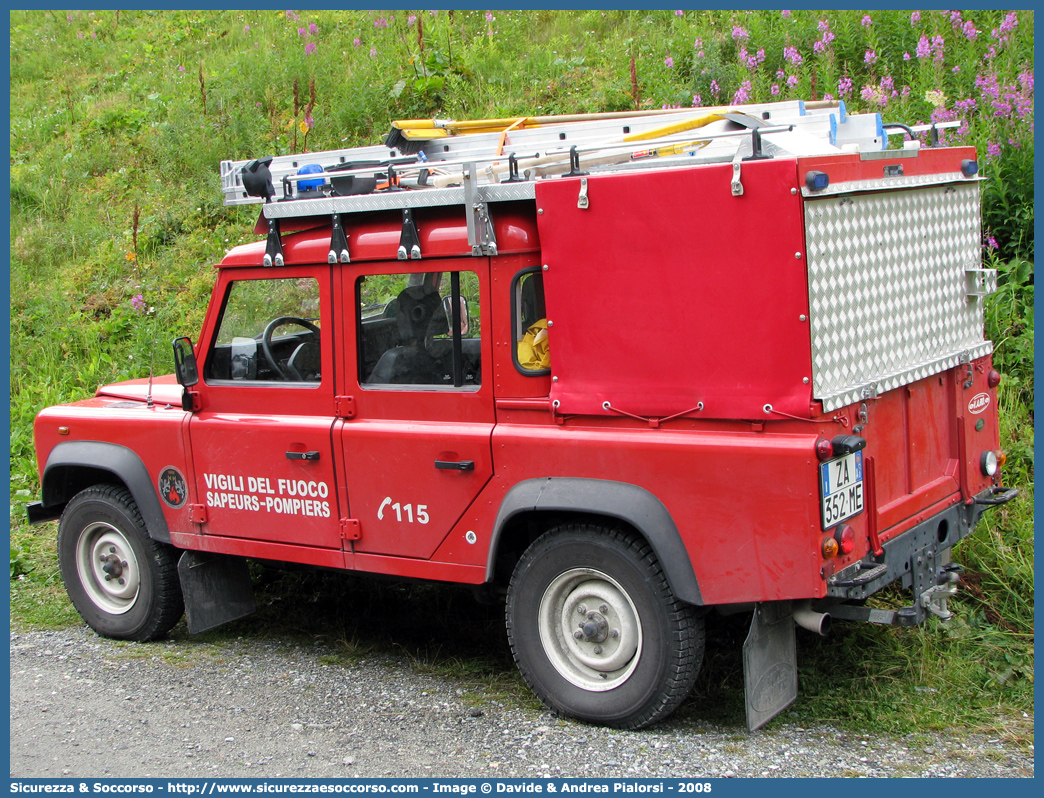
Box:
(366, 285), (445, 385)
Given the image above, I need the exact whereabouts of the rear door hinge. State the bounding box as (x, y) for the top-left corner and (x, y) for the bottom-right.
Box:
(335, 395), (356, 419)
(188, 504), (208, 525)
(340, 518), (361, 540)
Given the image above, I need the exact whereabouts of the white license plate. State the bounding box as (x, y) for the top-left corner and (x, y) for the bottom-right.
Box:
(820, 450), (864, 528)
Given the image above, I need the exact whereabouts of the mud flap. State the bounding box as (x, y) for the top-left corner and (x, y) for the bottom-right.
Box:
(742, 601), (797, 731)
(177, 551), (256, 634)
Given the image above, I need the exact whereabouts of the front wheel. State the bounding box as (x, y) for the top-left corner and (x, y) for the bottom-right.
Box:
(506, 523), (703, 729)
(57, 485), (184, 641)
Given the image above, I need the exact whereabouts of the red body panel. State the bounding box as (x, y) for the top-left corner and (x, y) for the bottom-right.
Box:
(534, 159), (813, 420)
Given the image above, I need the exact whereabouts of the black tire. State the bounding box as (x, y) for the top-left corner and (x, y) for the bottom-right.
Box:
(506, 523), (703, 729)
(57, 485), (184, 642)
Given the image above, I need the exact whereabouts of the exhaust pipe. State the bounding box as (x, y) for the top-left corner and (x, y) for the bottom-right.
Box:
(793, 602), (831, 636)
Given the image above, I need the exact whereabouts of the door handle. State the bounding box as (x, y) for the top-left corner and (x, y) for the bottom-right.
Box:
(435, 459), (475, 471)
(286, 451), (320, 461)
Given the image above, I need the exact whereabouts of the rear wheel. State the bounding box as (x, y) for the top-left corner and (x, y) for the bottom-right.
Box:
(57, 485), (184, 641)
(506, 523), (703, 729)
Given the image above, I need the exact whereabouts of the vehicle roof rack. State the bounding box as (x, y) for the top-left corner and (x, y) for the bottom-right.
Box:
(220, 99), (960, 260)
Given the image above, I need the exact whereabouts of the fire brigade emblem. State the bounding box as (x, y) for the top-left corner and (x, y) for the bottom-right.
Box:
(158, 467), (188, 509)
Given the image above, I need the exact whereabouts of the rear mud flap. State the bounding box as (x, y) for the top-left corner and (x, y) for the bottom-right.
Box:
(178, 551), (257, 634)
(742, 601), (797, 731)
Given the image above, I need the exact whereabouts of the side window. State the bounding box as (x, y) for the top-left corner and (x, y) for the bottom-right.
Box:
(513, 269), (550, 374)
(206, 277), (322, 383)
(358, 271), (481, 389)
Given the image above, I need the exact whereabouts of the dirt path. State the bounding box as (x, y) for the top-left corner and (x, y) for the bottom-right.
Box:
(9, 627), (1034, 779)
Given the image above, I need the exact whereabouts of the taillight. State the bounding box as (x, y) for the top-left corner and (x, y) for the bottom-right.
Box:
(815, 438), (834, 462)
(987, 369), (1002, 388)
(834, 525), (856, 555)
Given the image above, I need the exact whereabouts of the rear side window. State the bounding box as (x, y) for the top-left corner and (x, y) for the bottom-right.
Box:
(357, 270), (481, 389)
(513, 269), (549, 374)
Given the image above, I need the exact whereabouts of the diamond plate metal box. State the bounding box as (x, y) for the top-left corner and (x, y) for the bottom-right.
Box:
(805, 183), (992, 412)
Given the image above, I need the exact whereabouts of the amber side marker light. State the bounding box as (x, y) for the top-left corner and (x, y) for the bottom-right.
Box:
(58, 426), (70, 436)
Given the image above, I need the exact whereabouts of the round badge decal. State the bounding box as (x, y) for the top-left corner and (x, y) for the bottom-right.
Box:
(158, 466), (188, 509)
(968, 392), (991, 415)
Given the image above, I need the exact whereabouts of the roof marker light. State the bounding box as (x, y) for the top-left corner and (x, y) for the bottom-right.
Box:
(297, 163), (325, 193)
(961, 159), (979, 177)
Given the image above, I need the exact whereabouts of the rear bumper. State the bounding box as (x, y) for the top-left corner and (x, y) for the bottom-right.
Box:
(818, 485), (1017, 625)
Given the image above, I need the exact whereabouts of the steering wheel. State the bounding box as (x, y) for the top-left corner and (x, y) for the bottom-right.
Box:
(261, 316), (320, 381)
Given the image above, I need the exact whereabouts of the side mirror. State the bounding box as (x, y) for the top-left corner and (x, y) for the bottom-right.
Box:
(173, 337), (199, 387)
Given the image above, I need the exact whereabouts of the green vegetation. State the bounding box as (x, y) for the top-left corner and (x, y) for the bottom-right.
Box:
(9, 10), (1033, 735)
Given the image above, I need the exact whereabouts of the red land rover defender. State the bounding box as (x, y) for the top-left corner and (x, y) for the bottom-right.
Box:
(28, 100), (1015, 730)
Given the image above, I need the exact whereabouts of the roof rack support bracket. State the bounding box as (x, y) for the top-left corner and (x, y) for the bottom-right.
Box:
(329, 213), (350, 264)
(398, 208), (422, 260)
(731, 156), (744, 197)
(463, 164), (498, 257)
(263, 217), (284, 267)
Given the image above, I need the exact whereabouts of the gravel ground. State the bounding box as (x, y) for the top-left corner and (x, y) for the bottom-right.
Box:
(9, 627), (1033, 779)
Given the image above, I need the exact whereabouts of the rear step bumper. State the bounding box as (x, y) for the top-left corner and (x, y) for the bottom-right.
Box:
(818, 485), (1017, 625)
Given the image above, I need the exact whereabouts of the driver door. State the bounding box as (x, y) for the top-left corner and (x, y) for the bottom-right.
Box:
(187, 265), (342, 550)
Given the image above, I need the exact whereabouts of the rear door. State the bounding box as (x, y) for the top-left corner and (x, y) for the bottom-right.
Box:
(338, 262), (494, 559)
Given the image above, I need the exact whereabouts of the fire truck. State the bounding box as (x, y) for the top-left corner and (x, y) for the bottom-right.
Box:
(28, 99), (1015, 731)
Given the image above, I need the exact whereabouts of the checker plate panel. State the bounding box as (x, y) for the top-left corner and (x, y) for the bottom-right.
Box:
(805, 183), (991, 412)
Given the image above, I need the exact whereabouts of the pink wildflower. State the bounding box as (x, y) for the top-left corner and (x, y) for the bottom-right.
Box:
(861, 15), (872, 27)
(665, 56), (674, 68)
